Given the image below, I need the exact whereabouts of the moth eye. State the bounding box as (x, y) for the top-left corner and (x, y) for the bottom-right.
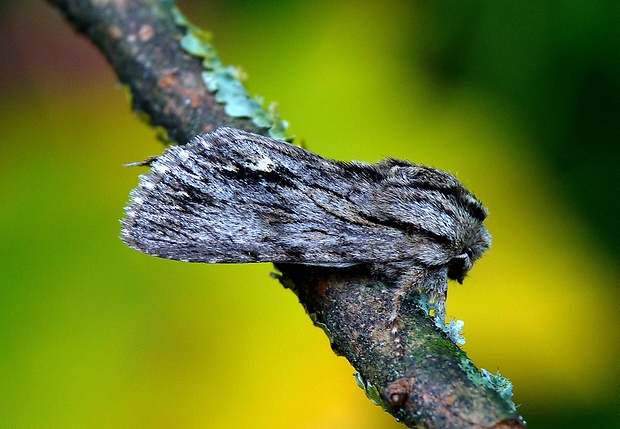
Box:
(447, 250), (473, 284)
(465, 247), (474, 260)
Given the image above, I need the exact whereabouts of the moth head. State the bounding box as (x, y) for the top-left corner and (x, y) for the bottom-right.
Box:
(447, 225), (491, 283)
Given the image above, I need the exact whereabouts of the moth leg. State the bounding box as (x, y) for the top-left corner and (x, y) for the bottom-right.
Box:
(387, 265), (425, 335)
(375, 263), (449, 332)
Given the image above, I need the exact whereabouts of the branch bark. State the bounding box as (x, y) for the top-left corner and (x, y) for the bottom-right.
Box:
(278, 265), (524, 429)
(48, 0), (268, 144)
(47, 1), (525, 427)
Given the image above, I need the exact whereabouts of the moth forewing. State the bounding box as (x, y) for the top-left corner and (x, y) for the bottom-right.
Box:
(122, 127), (491, 324)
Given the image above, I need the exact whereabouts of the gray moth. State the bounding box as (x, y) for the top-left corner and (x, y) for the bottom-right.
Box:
(121, 127), (491, 322)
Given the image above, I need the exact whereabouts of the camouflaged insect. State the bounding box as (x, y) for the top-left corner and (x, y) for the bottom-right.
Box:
(122, 127), (491, 322)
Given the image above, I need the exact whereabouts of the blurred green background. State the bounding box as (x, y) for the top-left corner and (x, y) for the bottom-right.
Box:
(1, 0), (618, 427)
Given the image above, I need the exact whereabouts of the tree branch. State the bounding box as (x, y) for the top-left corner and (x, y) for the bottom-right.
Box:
(48, 0), (525, 427)
(278, 265), (524, 429)
(48, 0), (270, 144)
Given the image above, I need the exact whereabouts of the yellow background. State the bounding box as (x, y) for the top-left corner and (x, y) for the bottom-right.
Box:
(0, 1), (617, 428)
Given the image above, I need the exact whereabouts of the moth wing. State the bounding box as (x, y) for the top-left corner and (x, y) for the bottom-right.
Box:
(121, 128), (413, 265)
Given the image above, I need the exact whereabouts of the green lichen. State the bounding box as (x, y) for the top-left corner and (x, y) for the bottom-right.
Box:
(270, 271), (299, 295)
(119, 83), (133, 106)
(445, 318), (466, 346)
(154, 125), (174, 145)
(366, 383), (384, 408)
(414, 291), (466, 345)
(354, 373), (386, 409)
(171, 5), (289, 141)
(132, 109), (175, 145)
(431, 336), (460, 354)
(354, 372), (365, 390)
(480, 369), (514, 404)
(309, 313), (333, 344)
(120, 84), (173, 144)
(458, 358), (517, 412)
(413, 290), (439, 321)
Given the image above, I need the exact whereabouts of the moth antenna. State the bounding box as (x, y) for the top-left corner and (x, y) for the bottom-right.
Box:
(123, 155), (160, 167)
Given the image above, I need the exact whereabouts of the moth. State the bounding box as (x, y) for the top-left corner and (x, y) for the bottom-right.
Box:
(122, 127), (491, 322)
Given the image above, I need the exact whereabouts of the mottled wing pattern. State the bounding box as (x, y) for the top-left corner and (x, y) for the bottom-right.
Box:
(122, 128), (489, 271)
